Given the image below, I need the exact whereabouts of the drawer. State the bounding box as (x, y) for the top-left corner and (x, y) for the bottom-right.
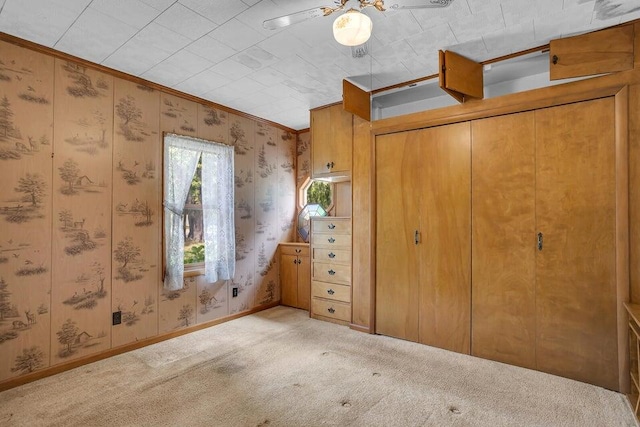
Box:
(311, 232), (351, 249)
(313, 262), (351, 285)
(312, 248), (350, 264)
(280, 244), (309, 257)
(312, 281), (350, 303)
(312, 298), (351, 322)
(312, 218), (351, 234)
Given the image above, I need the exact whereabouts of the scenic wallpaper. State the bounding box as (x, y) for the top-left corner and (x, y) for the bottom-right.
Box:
(0, 40), (297, 382)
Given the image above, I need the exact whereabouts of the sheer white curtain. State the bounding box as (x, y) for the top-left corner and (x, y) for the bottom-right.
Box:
(163, 133), (235, 290)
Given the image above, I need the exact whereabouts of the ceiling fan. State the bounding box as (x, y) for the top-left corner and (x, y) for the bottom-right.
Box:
(263, 0), (455, 46)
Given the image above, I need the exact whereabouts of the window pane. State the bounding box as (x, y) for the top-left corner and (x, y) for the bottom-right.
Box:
(306, 181), (332, 211)
(184, 155), (204, 265)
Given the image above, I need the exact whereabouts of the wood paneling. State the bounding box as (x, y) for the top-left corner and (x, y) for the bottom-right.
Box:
(550, 25), (634, 80)
(111, 79), (160, 348)
(629, 84), (640, 304)
(51, 59), (113, 365)
(416, 122), (470, 353)
(471, 112), (536, 368)
(535, 98), (619, 390)
(375, 131), (421, 342)
(0, 40), (54, 380)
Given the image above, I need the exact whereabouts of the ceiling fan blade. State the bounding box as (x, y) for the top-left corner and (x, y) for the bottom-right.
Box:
(263, 7), (333, 30)
(390, 0), (454, 10)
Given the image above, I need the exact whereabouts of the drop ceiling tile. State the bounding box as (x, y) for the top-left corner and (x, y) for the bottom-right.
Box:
(297, 41), (344, 66)
(247, 67), (288, 86)
(450, 8), (506, 43)
(55, 8), (139, 64)
(209, 58), (254, 79)
(371, 62), (413, 86)
(103, 37), (171, 75)
(184, 35), (236, 64)
(270, 55), (316, 79)
(501, 0), (562, 27)
(444, 38), (489, 62)
(232, 46), (278, 71)
(236, 0), (283, 37)
(138, 0), (176, 11)
(208, 18), (266, 51)
(143, 49), (214, 87)
(178, 0), (249, 25)
(173, 69), (232, 96)
(594, 0), (640, 20)
(154, 2), (217, 40)
(257, 31), (311, 59)
(563, 0), (595, 10)
(533, 7), (594, 43)
(409, 0), (471, 33)
(90, 0), (159, 29)
(402, 53), (439, 77)
(370, 11), (423, 45)
(334, 51), (381, 76)
(405, 23), (457, 57)
(0, 0), (5, 10)
(133, 22), (192, 55)
(242, 0), (261, 6)
(483, 21), (535, 58)
(0, 0), (84, 46)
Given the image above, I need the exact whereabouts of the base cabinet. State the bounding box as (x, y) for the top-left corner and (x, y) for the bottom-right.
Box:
(310, 217), (352, 325)
(279, 243), (310, 311)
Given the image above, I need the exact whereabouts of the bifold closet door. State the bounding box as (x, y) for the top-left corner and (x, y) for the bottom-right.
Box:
(376, 123), (471, 353)
(417, 123), (471, 353)
(535, 98), (618, 391)
(375, 131), (421, 341)
(471, 112), (536, 369)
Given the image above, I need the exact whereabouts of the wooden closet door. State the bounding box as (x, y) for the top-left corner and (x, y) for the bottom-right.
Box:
(375, 131), (421, 341)
(536, 98), (618, 390)
(418, 122), (471, 353)
(471, 112), (536, 368)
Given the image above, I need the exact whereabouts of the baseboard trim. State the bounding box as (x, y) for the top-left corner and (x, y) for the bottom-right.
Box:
(0, 301), (280, 392)
(349, 323), (373, 334)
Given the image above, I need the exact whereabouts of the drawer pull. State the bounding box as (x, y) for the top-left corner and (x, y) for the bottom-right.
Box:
(328, 223), (336, 229)
(328, 307), (335, 314)
(328, 269), (335, 275)
(328, 252), (336, 259)
(328, 237), (335, 243)
(326, 161), (335, 170)
(327, 289), (335, 295)
(295, 248), (301, 253)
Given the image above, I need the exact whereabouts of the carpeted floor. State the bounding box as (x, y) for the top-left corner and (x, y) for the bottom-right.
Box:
(0, 306), (637, 426)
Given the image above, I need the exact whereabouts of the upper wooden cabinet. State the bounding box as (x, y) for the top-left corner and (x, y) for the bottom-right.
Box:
(311, 104), (353, 181)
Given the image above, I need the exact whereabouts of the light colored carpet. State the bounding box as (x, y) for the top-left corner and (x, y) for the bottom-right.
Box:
(0, 306), (637, 427)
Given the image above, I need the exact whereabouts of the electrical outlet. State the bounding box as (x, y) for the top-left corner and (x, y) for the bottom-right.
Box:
(112, 311), (122, 325)
(232, 287), (238, 298)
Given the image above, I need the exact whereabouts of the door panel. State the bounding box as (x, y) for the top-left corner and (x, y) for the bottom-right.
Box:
(417, 122), (471, 354)
(375, 132), (421, 341)
(471, 112), (537, 368)
(297, 256), (310, 310)
(280, 254), (298, 307)
(535, 98), (618, 390)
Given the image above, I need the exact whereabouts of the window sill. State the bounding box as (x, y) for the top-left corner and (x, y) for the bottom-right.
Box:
(184, 264), (204, 277)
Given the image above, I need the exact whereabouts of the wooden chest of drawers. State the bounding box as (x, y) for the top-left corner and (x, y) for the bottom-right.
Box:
(310, 217), (351, 325)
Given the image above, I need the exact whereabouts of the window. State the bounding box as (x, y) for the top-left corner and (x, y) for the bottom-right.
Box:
(163, 133), (235, 291)
(298, 177), (334, 212)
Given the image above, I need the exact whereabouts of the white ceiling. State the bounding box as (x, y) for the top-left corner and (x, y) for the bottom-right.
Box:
(0, 0), (639, 130)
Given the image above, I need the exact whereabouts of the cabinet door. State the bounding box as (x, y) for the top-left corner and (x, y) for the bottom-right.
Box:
(375, 131), (421, 341)
(311, 104), (352, 177)
(471, 112), (536, 368)
(297, 255), (310, 311)
(535, 97), (618, 390)
(280, 254), (299, 307)
(417, 122), (471, 354)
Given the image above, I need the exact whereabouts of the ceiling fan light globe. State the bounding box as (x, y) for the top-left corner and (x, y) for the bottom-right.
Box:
(333, 9), (372, 46)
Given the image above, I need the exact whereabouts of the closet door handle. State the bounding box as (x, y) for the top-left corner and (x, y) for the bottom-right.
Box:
(537, 232), (543, 251)
(414, 230), (420, 245)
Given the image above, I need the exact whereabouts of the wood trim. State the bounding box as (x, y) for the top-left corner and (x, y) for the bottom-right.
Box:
(0, 302), (281, 392)
(297, 128), (310, 134)
(372, 70), (636, 135)
(616, 86), (631, 393)
(0, 32), (299, 134)
(310, 101), (343, 112)
(371, 74), (439, 95)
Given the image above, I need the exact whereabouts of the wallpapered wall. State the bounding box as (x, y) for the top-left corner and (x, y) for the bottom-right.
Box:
(0, 40), (297, 383)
